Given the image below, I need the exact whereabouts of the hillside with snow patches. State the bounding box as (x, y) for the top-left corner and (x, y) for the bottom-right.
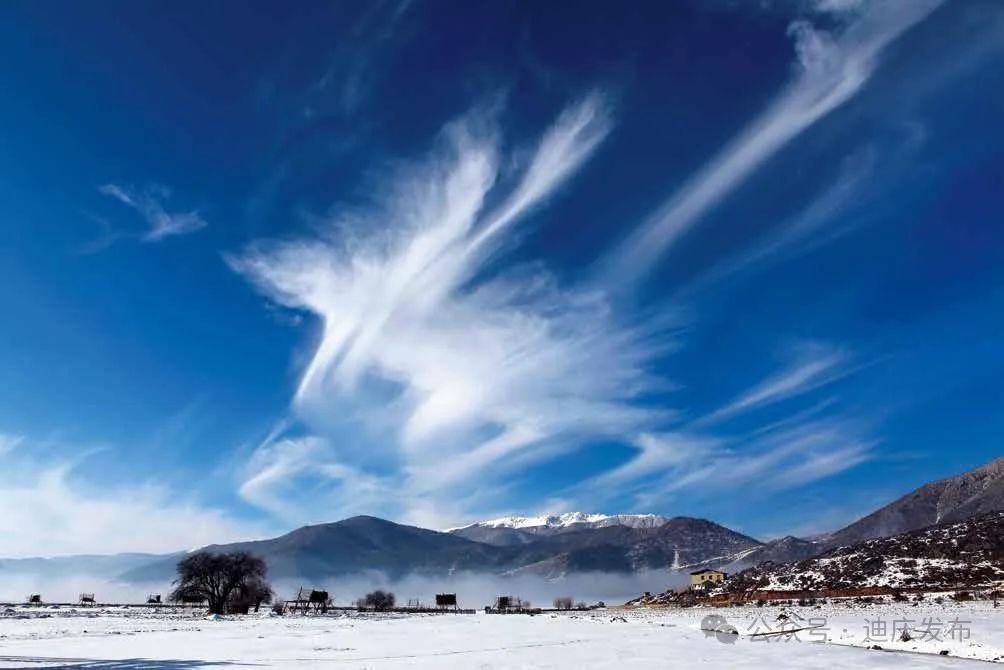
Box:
(720, 511), (1004, 594)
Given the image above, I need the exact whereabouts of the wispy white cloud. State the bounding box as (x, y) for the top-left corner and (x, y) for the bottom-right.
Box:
(698, 342), (850, 425)
(767, 438), (871, 490)
(238, 435), (389, 523)
(231, 93), (677, 525)
(75, 213), (125, 255)
(231, 84), (885, 529)
(0, 436), (267, 558)
(0, 433), (22, 456)
(99, 183), (208, 242)
(228, 4), (943, 528)
(586, 432), (719, 493)
(629, 419), (874, 509)
(311, 0), (414, 116)
(558, 342), (868, 512)
(603, 0), (942, 286)
(811, 0), (865, 18)
(466, 90), (613, 253)
(675, 147), (874, 299)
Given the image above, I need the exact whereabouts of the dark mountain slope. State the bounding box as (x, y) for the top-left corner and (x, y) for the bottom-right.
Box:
(117, 515), (762, 583)
(823, 456), (1004, 549)
(737, 535), (821, 566)
(448, 525), (539, 546)
(120, 516), (507, 583)
(498, 517), (763, 577)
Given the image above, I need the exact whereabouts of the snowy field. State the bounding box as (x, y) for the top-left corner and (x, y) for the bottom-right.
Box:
(1, 602), (1002, 668)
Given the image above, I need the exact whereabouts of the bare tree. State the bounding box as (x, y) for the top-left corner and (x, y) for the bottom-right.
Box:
(169, 551), (273, 615)
(308, 590), (330, 613)
(358, 589), (396, 611)
(553, 596), (573, 610)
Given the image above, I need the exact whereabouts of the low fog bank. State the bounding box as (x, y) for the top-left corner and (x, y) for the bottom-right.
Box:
(0, 569), (687, 607)
(277, 569), (689, 608)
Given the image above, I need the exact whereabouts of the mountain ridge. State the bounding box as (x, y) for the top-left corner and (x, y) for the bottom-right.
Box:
(821, 456), (1004, 550)
(627, 511), (1004, 606)
(722, 511), (1004, 595)
(117, 514), (760, 584)
(448, 513), (672, 547)
(4, 457), (1002, 587)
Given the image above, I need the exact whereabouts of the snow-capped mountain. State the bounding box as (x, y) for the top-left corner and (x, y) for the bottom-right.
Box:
(443, 513), (762, 576)
(452, 512), (669, 532)
(448, 513), (671, 546)
(118, 514), (759, 583)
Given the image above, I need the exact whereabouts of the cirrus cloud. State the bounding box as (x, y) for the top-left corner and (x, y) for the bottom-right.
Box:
(99, 183), (208, 242)
(231, 93), (677, 527)
(0, 433), (268, 558)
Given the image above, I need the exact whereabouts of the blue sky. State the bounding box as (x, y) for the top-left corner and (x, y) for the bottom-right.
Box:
(1, 0), (1003, 556)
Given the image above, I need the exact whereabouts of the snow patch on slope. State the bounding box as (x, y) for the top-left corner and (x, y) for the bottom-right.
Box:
(450, 513), (670, 532)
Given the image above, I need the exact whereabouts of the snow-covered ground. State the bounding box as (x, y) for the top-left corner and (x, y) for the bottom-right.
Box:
(653, 600), (1004, 664)
(1, 602), (1001, 668)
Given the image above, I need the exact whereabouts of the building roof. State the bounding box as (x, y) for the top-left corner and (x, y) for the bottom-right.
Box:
(689, 569), (726, 575)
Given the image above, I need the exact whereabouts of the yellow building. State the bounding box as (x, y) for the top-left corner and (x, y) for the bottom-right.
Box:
(690, 569), (727, 588)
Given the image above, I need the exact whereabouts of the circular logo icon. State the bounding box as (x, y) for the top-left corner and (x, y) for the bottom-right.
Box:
(701, 614), (738, 644)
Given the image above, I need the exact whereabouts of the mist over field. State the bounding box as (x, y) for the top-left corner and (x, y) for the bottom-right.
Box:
(284, 569), (690, 608)
(0, 569), (689, 608)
